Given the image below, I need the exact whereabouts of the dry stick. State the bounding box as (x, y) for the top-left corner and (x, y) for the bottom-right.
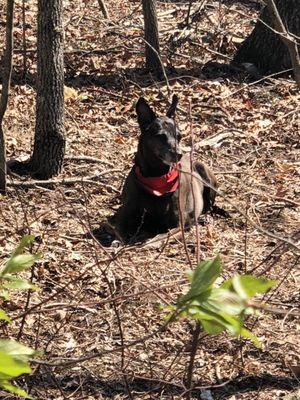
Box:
(16, 266), (35, 341)
(97, 0), (109, 19)
(11, 185), (37, 341)
(80, 185), (133, 400)
(265, 0), (300, 88)
(141, 37), (171, 97)
(64, 155), (115, 167)
(26, 283), (181, 314)
(174, 112), (192, 268)
(7, 168), (123, 188)
(249, 255), (300, 332)
(188, 101), (200, 266)
(185, 0), (194, 26)
(184, 322), (201, 400)
(179, 169), (300, 255)
(9, 261), (101, 322)
(189, 41), (232, 61)
(244, 195), (249, 273)
(0, 0), (14, 194)
(31, 321), (170, 368)
(223, 68), (293, 99)
(22, 0), (27, 81)
(250, 230), (300, 276)
(182, 102), (202, 399)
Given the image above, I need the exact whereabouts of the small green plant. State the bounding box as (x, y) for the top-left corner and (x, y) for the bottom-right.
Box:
(0, 235), (40, 398)
(167, 255), (277, 347)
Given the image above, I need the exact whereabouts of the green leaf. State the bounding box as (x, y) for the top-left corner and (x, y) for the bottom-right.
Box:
(0, 352), (31, 377)
(0, 309), (11, 323)
(232, 275), (277, 300)
(187, 302), (242, 335)
(2, 276), (38, 291)
(0, 235), (37, 276)
(240, 327), (261, 348)
(220, 278), (233, 290)
(204, 288), (246, 315)
(200, 319), (225, 334)
(178, 255), (221, 307)
(0, 380), (32, 398)
(0, 290), (10, 300)
(0, 340), (37, 360)
(2, 254), (40, 275)
(9, 235), (35, 258)
(187, 305), (227, 334)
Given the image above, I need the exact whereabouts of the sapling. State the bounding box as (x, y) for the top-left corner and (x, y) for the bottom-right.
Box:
(0, 235), (40, 398)
(165, 255), (277, 399)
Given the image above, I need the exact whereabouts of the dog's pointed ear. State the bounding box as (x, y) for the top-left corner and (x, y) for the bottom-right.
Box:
(166, 94), (178, 118)
(136, 97), (157, 129)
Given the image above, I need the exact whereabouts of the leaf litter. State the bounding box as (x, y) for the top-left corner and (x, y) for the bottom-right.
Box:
(0, 0), (299, 399)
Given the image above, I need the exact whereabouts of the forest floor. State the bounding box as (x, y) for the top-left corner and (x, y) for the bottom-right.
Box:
(0, 0), (299, 399)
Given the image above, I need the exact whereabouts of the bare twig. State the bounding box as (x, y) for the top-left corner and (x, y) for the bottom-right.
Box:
(0, 0), (14, 194)
(64, 155), (115, 167)
(97, 0), (109, 19)
(184, 322), (201, 400)
(22, 0), (27, 80)
(142, 37), (171, 96)
(7, 168), (123, 188)
(178, 168), (300, 255)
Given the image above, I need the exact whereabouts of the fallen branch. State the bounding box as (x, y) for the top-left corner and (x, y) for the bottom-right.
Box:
(7, 169), (123, 188)
(97, 0), (109, 19)
(64, 155), (115, 167)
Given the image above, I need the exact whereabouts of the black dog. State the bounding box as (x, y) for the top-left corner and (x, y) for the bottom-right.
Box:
(113, 95), (217, 243)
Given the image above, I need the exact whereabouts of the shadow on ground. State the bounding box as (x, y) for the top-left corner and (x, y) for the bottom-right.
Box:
(24, 372), (298, 399)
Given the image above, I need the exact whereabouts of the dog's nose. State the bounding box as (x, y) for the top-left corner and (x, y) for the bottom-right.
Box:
(170, 150), (182, 162)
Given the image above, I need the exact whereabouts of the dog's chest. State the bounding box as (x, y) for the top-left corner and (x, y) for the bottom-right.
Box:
(142, 191), (178, 216)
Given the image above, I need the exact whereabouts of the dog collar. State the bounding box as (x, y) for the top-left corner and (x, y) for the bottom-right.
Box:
(135, 164), (180, 197)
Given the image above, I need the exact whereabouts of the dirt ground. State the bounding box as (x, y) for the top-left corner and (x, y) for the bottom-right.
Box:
(0, 0), (299, 399)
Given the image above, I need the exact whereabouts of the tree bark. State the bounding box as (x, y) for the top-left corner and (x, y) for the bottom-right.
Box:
(29, 0), (65, 179)
(265, 0), (300, 88)
(0, 0), (14, 194)
(141, 0), (162, 73)
(233, 0), (300, 76)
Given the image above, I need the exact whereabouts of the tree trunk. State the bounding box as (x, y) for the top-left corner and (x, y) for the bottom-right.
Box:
(233, 0), (300, 75)
(0, 0), (14, 194)
(141, 0), (162, 73)
(29, 0), (65, 179)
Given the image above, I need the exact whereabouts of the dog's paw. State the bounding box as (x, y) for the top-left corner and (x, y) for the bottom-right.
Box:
(111, 240), (122, 248)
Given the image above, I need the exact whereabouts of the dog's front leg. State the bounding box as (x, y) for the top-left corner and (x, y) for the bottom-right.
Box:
(114, 202), (145, 244)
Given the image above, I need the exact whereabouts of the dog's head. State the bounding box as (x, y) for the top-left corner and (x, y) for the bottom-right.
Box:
(136, 95), (182, 165)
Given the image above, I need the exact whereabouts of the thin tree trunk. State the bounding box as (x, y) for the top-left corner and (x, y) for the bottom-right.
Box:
(185, 322), (201, 400)
(29, 0), (65, 179)
(265, 0), (300, 88)
(233, 0), (300, 76)
(141, 0), (162, 73)
(0, 0), (14, 194)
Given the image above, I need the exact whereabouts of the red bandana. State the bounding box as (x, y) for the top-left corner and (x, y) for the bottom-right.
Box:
(135, 164), (180, 197)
